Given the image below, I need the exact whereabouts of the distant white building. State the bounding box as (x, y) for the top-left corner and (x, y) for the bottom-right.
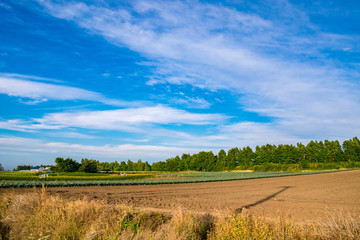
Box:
(30, 166), (51, 172)
(30, 166), (43, 172)
(20, 166), (51, 172)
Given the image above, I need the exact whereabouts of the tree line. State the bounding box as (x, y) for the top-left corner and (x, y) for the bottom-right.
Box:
(16, 137), (360, 172)
(154, 137), (360, 171)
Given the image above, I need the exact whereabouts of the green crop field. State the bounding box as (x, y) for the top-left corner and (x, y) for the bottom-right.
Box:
(0, 169), (347, 188)
(0, 171), (153, 183)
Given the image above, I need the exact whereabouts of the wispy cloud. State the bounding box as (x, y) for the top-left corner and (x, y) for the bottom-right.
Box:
(0, 73), (143, 107)
(160, 121), (310, 149)
(35, 0), (360, 140)
(171, 96), (211, 109)
(0, 136), (203, 161)
(0, 105), (227, 132)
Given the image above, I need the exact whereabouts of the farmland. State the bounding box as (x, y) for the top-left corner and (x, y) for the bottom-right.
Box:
(31, 169), (360, 222)
(0, 171), (153, 182)
(0, 169), (346, 188)
(1, 170), (359, 239)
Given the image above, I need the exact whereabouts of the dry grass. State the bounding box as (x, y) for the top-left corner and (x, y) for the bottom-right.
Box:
(314, 211), (360, 240)
(0, 187), (359, 240)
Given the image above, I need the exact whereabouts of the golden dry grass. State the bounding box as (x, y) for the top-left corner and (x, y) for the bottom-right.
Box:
(0, 187), (359, 240)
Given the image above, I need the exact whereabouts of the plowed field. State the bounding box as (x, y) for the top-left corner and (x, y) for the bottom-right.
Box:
(7, 170), (360, 222)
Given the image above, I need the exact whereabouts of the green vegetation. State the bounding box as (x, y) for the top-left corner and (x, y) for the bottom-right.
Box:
(14, 165), (32, 171)
(2, 137), (359, 188)
(11, 137), (359, 174)
(156, 137), (360, 172)
(0, 170), (348, 188)
(0, 171), (152, 183)
(52, 137), (360, 173)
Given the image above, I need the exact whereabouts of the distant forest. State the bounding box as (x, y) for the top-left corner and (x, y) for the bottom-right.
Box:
(16, 137), (360, 172)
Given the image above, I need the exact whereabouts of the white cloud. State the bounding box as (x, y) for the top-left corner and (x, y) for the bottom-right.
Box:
(0, 74), (141, 107)
(0, 119), (61, 132)
(34, 0), (360, 140)
(0, 72), (63, 83)
(0, 105), (227, 132)
(160, 121), (309, 149)
(46, 131), (98, 139)
(0, 136), (204, 161)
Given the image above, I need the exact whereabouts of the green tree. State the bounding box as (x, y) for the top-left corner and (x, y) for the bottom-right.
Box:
(127, 160), (134, 171)
(0, 163), (4, 171)
(240, 146), (254, 168)
(119, 161), (128, 171)
(144, 161), (151, 171)
(204, 151), (216, 171)
(97, 162), (111, 172)
(55, 157), (80, 172)
(297, 142), (308, 168)
(151, 161), (166, 171)
(79, 158), (99, 173)
(317, 141), (327, 163)
(135, 160), (145, 171)
(216, 149), (227, 171)
(181, 153), (191, 170)
(227, 148), (239, 170)
(306, 141), (319, 163)
(343, 137), (360, 162)
(16, 165), (33, 171)
(110, 161), (120, 171)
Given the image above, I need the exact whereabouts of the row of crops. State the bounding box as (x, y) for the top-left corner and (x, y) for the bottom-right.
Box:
(0, 173), (153, 181)
(0, 170), (347, 188)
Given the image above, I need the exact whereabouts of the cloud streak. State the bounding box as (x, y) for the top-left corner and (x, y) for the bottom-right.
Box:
(0, 136), (204, 161)
(0, 105), (227, 132)
(34, 0), (360, 140)
(0, 73), (141, 107)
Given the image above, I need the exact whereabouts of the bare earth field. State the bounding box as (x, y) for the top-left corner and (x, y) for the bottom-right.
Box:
(7, 170), (360, 222)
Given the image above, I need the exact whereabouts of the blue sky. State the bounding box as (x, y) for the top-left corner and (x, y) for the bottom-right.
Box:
(0, 0), (359, 170)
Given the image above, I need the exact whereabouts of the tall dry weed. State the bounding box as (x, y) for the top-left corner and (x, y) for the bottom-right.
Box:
(0, 188), (359, 240)
(314, 211), (360, 240)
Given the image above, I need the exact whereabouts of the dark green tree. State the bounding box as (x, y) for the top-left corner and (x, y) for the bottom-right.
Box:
(127, 160), (134, 171)
(16, 165), (33, 171)
(134, 160), (145, 171)
(181, 153), (191, 170)
(306, 141), (319, 163)
(240, 146), (254, 167)
(343, 137), (360, 162)
(110, 161), (120, 171)
(151, 161), (166, 171)
(97, 162), (111, 172)
(144, 161), (151, 171)
(119, 161), (128, 171)
(55, 157), (80, 172)
(216, 149), (227, 171)
(204, 151), (216, 171)
(227, 148), (239, 170)
(79, 158), (99, 173)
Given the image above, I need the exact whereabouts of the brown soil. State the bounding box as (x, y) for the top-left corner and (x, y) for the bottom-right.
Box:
(5, 170), (360, 222)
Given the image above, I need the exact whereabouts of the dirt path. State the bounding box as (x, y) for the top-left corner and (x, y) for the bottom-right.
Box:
(6, 170), (360, 222)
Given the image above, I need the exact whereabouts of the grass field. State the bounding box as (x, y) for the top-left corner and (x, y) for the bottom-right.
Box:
(0, 169), (348, 188)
